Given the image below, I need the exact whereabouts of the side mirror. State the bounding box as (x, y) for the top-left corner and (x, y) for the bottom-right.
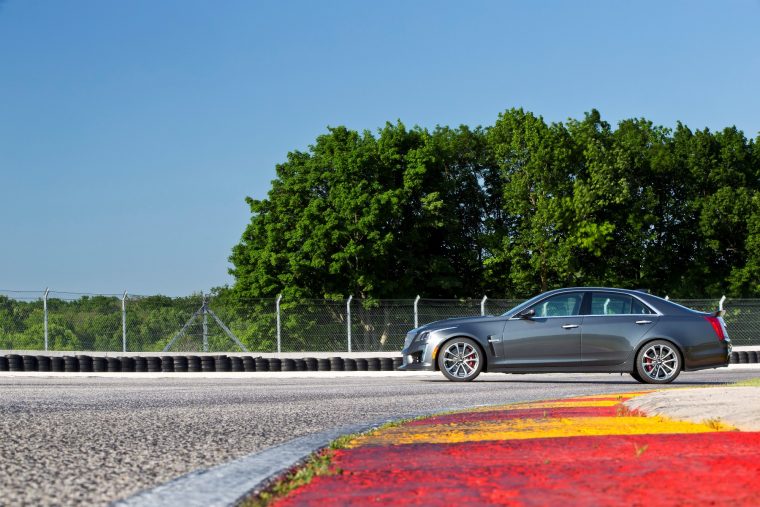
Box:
(518, 308), (535, 319)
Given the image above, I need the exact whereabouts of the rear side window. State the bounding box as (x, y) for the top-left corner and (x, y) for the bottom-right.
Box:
(631, 298), (655, 315)
(590, 293), (654, 315)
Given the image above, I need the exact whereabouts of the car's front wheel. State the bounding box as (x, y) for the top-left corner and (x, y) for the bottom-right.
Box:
(438, 338), (483, 382)
(635, 340), (681, 384)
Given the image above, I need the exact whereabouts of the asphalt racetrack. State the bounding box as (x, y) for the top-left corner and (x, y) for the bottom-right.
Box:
(1, 370), (757, 506)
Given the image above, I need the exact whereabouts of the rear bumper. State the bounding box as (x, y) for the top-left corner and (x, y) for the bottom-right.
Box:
(683, 340), (731, 371)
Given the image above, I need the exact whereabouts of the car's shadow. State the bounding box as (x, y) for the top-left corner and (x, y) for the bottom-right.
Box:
(420, 378), (726, 386)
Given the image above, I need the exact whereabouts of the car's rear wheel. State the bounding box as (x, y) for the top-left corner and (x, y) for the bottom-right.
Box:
(438, 338), (483, 382)
(630, 370), (644, 383)
(635, 340), (681, 384)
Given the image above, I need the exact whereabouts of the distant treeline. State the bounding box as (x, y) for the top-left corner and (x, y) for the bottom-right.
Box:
(230, 109), (760, 300)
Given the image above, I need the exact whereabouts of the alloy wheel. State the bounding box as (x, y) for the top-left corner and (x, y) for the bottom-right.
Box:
(441, 341), (481, 380)
(640, 343), (679, 381)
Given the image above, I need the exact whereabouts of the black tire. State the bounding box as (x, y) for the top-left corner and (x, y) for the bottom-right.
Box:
(329, 357), (345, 371)
(51, 356), (65, 372)
(77, 355), (93, 373)
(630, 370), (645, 383)
(366, 358), (380, 371)
(173, 356), (188, 372)
(64, 356), (79, 372)
(380, 358), (394, 371)
(749, 351), (759, 364)
(187, 356), (202, 372)
(92, 357), (108, 372)
(392, 357), (403, 370)
(344, 358), (357, 371)
(738, 351), (749, 364)
(230, 356), (244, 372)
(36, 355), (52, 372)
(255, 357), (269, 372)
(304, 358), (318, 371)
(355, 358), (368, 371)
(215, 356), (231, 372)
(134, 356), (148, 372)
(146, 356), (162, 372)
(730, 351), (739, 363)
(635, 340), (682, 384)
(295, 358), (307, 371)
(0, 356), (8, 372)
(22, 355), (39, 372)
(437, 338), (484, 382)
(7, 354), (22, 372)
(281, 358), (296, 371)
(201, 356), (216, 372)
(120, 357), (136, 372)
(317, 358), (331, 371)
(242, 356), (256, 372)
(106, 357), (122, 372)
(161, 356), (175, 372)
(268, 358), (282, 372)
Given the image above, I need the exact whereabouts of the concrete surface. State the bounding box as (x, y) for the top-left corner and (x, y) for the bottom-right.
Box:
(625, 385), (760, 431)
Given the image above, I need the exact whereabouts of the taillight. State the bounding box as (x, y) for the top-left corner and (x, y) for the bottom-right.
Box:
(705, 316), (725, 341)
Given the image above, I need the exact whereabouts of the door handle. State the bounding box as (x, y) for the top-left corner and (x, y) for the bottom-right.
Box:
(487, 335), (501, 343)
(561, 324), (579, 329)
(635, 320), (652, 325)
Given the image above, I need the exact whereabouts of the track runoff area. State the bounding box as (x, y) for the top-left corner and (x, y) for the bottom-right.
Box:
(1, 367), (759, 506)
(274, 390), (760, 506)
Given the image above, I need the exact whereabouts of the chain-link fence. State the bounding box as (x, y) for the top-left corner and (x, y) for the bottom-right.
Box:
(1, 290), (758, 352)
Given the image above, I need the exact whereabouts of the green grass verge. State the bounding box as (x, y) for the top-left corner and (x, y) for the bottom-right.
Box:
(731, 377), (760, 387)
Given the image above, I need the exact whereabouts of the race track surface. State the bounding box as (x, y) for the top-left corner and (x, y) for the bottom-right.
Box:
(0, 370), (756, 506)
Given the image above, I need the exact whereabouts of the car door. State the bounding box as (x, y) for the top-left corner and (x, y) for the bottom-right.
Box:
(580, 292), (659, 366)
(499, 291), (584, 367)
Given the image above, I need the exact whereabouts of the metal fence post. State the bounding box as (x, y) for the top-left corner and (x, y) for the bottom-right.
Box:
(43, 287), (49, 351)
(347, 295), (353, 353)
(276, 294), (282, 353)
(202, 292), (208, 353)
(121, 291), (128, 352)
(414, 295), (420, 328)
(481, 295), (488, 316)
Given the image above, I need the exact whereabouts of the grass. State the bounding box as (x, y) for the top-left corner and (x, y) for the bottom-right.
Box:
(731, 377), (760, 387)
(238, 417), (423, 507)
(702, 418), (729, 431)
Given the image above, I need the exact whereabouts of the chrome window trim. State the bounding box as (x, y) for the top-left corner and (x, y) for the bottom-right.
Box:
(506, 289), (662, 319)
(582, 314), (660, 318)
(508, 315), (585, 321)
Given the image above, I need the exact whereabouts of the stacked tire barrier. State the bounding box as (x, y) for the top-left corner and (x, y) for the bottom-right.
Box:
(731, 351), (760, 364)
(0, 354), (406, 372)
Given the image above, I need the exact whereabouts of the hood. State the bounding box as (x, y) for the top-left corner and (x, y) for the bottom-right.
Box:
(414, 315), (503, 332)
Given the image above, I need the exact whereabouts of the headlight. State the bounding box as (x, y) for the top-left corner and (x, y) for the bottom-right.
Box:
(414, 331), (431, 344)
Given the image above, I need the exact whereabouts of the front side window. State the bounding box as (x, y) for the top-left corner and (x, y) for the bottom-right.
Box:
(529, 293), (583, 317)
(590, 293), (654, 315)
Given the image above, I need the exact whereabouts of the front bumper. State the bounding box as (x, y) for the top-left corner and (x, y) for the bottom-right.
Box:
(398, 341), (436, 372)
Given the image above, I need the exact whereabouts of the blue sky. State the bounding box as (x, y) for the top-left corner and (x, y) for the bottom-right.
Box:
(1, 0), (759, 296)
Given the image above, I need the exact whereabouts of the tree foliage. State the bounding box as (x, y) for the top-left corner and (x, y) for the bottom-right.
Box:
(231, 109), (760, 299)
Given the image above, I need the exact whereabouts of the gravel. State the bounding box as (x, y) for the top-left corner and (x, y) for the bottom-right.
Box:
(0, 370), (756, 506)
